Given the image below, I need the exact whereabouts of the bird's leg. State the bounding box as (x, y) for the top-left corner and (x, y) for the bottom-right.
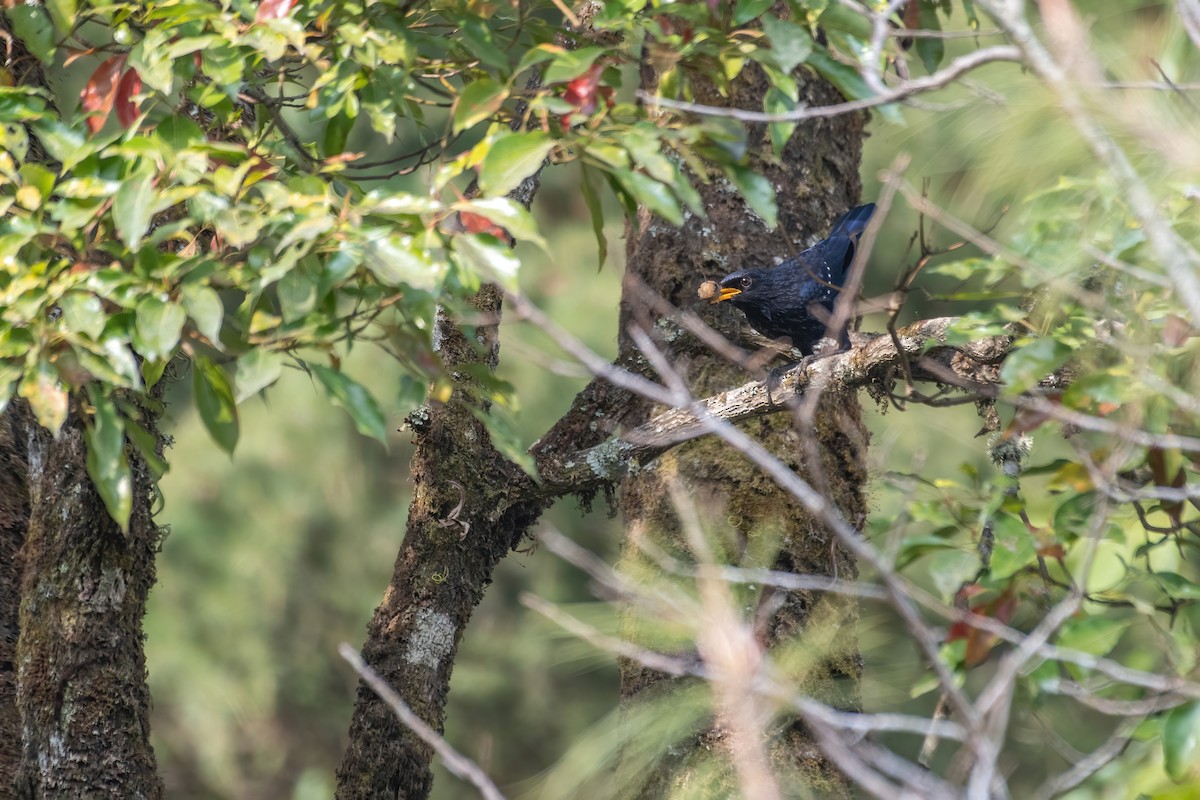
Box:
(767, 344), (852, 404)
(765, 364), (784, 405)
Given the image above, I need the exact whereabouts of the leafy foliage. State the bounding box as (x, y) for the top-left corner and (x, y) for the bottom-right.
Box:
(4, 0), (1200, 796)
(0, 0), (918, 513)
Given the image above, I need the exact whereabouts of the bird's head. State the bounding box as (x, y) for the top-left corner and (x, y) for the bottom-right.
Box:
(710, 269), (767, 305)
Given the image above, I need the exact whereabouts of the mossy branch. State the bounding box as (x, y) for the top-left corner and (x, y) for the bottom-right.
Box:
(533, 317), (1012, 494)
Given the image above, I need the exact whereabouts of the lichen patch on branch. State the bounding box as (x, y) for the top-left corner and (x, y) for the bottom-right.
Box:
(403, 608), (456, 670)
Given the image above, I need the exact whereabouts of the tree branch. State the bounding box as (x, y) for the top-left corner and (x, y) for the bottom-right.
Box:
(534, 317), (1011, 494)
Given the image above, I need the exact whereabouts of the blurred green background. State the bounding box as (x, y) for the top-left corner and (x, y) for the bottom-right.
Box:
(143, 3), (1200, 797)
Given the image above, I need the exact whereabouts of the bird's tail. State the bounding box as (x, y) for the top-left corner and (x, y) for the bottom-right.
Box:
(828, 203), (876, 239)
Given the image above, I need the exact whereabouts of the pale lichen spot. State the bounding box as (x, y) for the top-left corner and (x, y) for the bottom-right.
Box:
(403, 607), (456, 670)
(26, 429), (45, 489)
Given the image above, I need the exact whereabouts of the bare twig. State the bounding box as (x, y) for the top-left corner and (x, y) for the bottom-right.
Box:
(975, 0), (1200, 322)
(1030, 719), (1139, 800)
(338, 643), (507, 800)
(636, 45), (1022, 123)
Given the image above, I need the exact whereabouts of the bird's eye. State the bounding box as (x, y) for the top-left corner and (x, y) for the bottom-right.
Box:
(739, 276), (752, 289)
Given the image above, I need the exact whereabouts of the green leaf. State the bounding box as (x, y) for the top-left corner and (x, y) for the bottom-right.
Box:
(277, 269), (317, 323)
(84, 387), (132, 532)
(894, 535), (964, 570)
(1153, 572), (1200, 601)
(19, 358), (67, 435)
(543, 46), (607, 85)
(1055, 616), (1129, 657)
(134, 296), (186, 362)
(74, 339), (142, 389)
(124, 418), (168, 480)
(611, 168), (683, 226)
(452, 234), (521, 291)
(364, 231), (443, 289)
(156, 115), (205, 149)
(20, 162), (55, 198)
(478, 132), (554, 198)
(764, 87), (798, 157)
(30, 119), (93, 172)
(7, 6), (56, 65)
(760, 16), (813, 75)
(452, 78), (509, 134)
(143, 356), (168, 389)
(988, 512), (1036, 580)
(308, 363), (388, 445)
(579, 163), (608, 268)
(45, 0), (77, 34)
(1164, 701), (1200, 782)
(323, 110), (355, 157)
(456, 197), (546, 250)
(962, 0), (979, 29)
(1000, 338), (1072, 394)
(235, 350), (283, 404)
(59, 292), (106, 340)
(915, 3), (946, 73)
(193, 355), (239, 455)
(113, 171), (157, 250)
(181, 283), (223, 345)
(0, 363), (20, 415)
(725, 165), (778, 229)
(733, 0), (774, 25)
(807, 49), (904, 126)
(460, 18), (510, 72)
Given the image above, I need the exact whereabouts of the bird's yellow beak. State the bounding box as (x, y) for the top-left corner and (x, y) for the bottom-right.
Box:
(711, 287), (741, 304)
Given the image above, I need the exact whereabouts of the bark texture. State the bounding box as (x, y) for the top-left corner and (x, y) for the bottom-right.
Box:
(0, 14), (163, 798)
(2, 401), (162, 799)
(335, 287), (545, 799)
(0, 407), (28, 793)
(614, 64), (869, 797)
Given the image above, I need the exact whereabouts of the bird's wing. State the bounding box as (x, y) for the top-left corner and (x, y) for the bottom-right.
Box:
(796, 203), (876, 290)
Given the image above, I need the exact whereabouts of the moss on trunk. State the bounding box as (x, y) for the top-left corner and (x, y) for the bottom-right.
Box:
(615, 63), (869, 796)
(3, 400), (163, 799)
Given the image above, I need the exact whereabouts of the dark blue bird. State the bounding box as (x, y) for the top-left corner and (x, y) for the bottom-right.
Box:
(711, 203), (875, 355)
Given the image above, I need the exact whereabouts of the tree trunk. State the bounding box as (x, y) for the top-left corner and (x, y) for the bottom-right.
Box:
(1, 401), (162, 799)
(0, 410), (29, 793)
(0, 13), (163, 796)
(615, 63), (869, 796)
(335, 287), (545, 799)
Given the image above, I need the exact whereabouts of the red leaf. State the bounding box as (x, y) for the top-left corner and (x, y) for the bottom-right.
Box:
(990, 588), (1018, 626)
(954, 582), (985, 606)
(563, 64), (605, 117)
(1003, 391), (1062, 439)
(115, 68), (142, 129)
(1037, 543), (1066, 560)
(458, 211), (508, 240)
(256, 0), (297, 22)
(80, 55), (126, 135)
(1163, 314), (1196, 347)
(903, 0), (921, 29)
(950, 588), (1019, 668)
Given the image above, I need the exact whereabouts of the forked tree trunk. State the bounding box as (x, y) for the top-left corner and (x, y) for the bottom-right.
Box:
(615, 64), (869, 797)
(335, 286), (549, 799)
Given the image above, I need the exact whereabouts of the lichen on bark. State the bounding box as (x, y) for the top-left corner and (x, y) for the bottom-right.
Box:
(3, 399), (164, 799)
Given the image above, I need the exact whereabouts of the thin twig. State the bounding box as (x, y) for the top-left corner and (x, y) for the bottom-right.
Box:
(337, 643), (507, 800)
(636, 46), (1022, 123)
